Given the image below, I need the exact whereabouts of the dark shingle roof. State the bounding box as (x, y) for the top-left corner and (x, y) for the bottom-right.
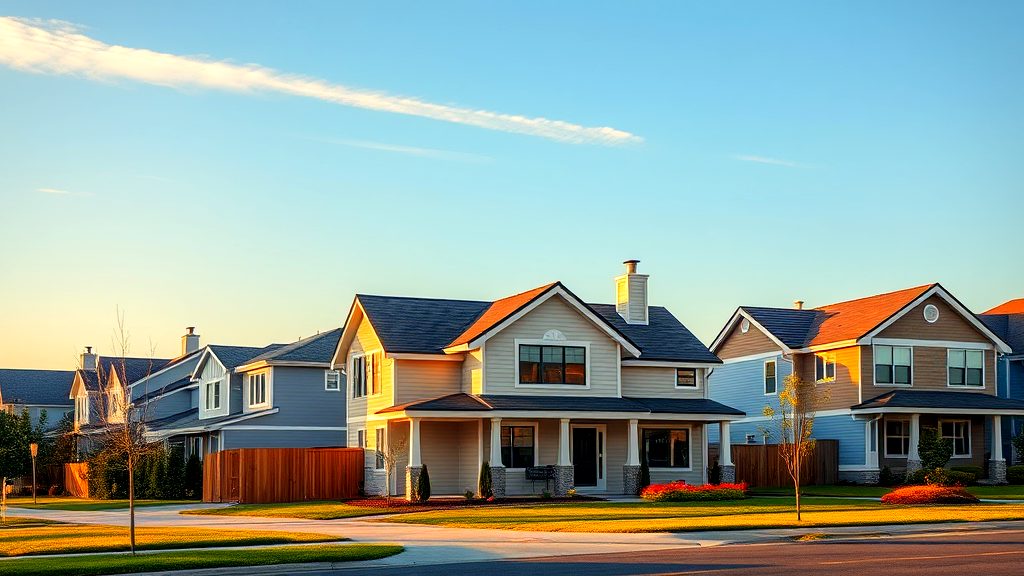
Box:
(357, 291), (717, 363)
(980, 313), (1024, 355)
(358, 294), (490, 354)
(208, 344), (284, 370)
(741, 307), (822, 349)
(591, 304), (720, 363)
(135, 376), (194, 403)
(244, 328), (343, 364)
(0, 369), (75, 406)
(379, 392), (743, 416)
(101, 357), (172, 385)
(852, 390), (1024, 412)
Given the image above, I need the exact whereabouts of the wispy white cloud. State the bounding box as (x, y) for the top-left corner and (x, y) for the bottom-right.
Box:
(0, 17), (641, 146)
(36, 187), (92, 197)
(734, 154), (802, 168)
(307, 136), (492, 163)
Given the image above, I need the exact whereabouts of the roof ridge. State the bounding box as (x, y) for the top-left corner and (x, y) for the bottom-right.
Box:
(813, 283), (936, 310)
(358, 293), (490, 305)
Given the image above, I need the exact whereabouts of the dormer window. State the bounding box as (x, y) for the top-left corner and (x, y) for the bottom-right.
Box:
(518, 344), (586, 385)
(75, 393), (89, 425)
(247, 371), (270, 409)
(205, 378), (222, 410)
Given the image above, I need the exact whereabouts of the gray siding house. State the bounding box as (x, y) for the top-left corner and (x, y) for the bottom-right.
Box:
(0, 368), (74, 429)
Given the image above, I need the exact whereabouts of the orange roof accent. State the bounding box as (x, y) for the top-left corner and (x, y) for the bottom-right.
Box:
(806, 284), (936, 346)
(447, 283), (559, 347)
(984, 299), (1024, 315)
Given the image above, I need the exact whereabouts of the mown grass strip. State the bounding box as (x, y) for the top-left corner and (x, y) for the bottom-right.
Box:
(182, 500), (388, 520)
(6, 498), (198, 511)
(0, 544), (404, 576)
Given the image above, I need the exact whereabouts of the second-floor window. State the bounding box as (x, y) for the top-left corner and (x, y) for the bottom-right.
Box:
(764, 360), (777, 395)
(205, 379), (222, 410)
(76, 394), (89, 424)
(248, 372), (268, 408)
(675, 368), (697, 388)
(375, 428), (385, 469)
(325, 370), (341, 391)
(948, 349), (983, 387)
(352, 353), (381, 397)
(815, 353), (836, 382)
(875, 345), (912, 385)
(518, 345), (586, 385)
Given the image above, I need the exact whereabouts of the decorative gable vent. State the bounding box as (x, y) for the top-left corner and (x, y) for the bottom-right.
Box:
(615, 259), (649, 325)
(543, 329), (567, 341)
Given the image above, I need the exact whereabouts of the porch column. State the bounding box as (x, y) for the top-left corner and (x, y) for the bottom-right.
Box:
(989, 415), (1007, 484)
(553, 418), (573, 496)
(488, 417), (505, 498)
(405, 418), (423, 501)
(623, 419), (641, 496)
(719, 420), (736, 483)
(906, 413), (922, 475)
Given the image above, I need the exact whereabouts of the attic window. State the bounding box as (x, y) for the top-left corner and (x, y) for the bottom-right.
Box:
(740, 319), (750, 333)
(923, 304), (940, 323)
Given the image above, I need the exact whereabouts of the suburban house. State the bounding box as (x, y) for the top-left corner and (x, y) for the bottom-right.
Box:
(140, 328), (347, 456)
(981, 298), (1024, 464)
(708, 283), (1024, 484)
(332, 261), (743, 499)
(0, 368), (74, 429)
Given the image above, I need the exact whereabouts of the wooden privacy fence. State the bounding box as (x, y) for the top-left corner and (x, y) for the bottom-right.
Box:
(64, 462), (89, 498)
(711, 440), (838, 487)
(203, 447), (363, 503)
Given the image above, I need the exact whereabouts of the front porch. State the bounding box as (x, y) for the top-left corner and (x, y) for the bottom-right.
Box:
(370, 415), (742, 499)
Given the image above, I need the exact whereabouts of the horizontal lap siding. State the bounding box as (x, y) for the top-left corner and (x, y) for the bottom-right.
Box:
(222, 428), (345, 449)
(622, 367), (704, 399)
(811, 414), (866, 466)
(716, 323), (781, 359)
(419, 422), (462, 494)
(261, 366), (347, 427)
(878, 296), (991, 342)
(457, 421), (480, 495)
(794, 347), (861, 410)
(348, 316), (392, 420)
(461, 350), (483, 394)
(483, 297), (619, 397)
(864, 346), (996, 393)
(395, 360), (461, 404)
(707, 356), (788, 443)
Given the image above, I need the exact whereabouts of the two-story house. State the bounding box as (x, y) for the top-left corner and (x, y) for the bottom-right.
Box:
(709, 283), (1023, 484)
(141, 328), (347, 456)
(0, 368), (74, 429)
(981, 299), (1024, 464)
(332, 261), (743, 499)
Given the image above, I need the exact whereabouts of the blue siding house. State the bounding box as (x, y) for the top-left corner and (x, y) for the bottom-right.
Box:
(981, 299), (1024, 464)
(0, 368), (74, 429)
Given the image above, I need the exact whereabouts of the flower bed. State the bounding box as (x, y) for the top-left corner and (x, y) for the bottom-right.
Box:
(641, 481), (748, 502)
(880, 485), (980, 505)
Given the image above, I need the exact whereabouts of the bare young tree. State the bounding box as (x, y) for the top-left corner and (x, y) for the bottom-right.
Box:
(375, 432), (408, 504)
(94, 308), (159, 554)
(763, 372), (830, 521)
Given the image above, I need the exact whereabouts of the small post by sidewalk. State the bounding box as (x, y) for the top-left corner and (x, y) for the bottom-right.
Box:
(29, 442), (38, 504)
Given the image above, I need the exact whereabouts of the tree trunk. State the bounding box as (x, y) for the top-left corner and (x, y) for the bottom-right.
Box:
(128, 458), (136, 555)
(1, 476), (6, 525)
(795, 459), (801, 521)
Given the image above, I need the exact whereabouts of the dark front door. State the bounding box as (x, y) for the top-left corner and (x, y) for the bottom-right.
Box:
(573, 427), (598, 487)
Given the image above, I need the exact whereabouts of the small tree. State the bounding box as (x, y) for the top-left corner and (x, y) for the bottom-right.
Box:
(479, 462), (493, 498)
(374, 433), (407, 504)
(918, 427), (953, 471)
(416, 464), (431, 502)
(763, 373), (830, 521)
(0, 410), (31, 524)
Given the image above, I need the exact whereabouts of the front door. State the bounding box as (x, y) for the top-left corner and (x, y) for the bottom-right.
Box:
(572, 427), (599, 487)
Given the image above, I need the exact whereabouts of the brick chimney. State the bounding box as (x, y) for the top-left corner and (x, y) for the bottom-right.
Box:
(181, 327), (201, 356)
(615, 259), (649, 325)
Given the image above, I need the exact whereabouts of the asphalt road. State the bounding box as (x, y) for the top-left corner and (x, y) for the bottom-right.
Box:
(322, 527), (1024, 576)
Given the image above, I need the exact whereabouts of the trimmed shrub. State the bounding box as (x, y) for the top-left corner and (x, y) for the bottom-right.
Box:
(881, 485), (979, 505)
(641, 481), (748, 502)
(163, 447), (185, 499)
(416, 465), (431, 502)
(925, 467), (974, 486)
(918, 427), (953, 471)
(1008, 465), (1024, 485)
(184, 453), (202, 499)
(951, 465), (984, 479)
(479, 462), (493, 498)
(878, 466), (898, 487)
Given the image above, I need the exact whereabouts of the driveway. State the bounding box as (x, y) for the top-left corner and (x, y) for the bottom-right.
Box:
(9, 504), (1024, 570)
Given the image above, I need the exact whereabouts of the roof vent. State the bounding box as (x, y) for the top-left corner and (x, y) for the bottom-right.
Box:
(793, 300), (804, 310)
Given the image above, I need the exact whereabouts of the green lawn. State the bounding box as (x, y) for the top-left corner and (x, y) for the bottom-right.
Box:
(1, 523), (340, 557)
(6, 497), (198, 511)
(383, 497), (1024, 533)
(751, 485), (1024, 500)
(0, 517), (60, 529)
(182, 500), (397, 520)
(0, 544), (404, 576)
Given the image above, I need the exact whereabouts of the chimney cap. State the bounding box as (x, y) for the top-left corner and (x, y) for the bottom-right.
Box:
(85, 346), (93, 354)
(623, 259), (640, 274)
(793, 300), (805, 310)
(186, 326), (196, 335)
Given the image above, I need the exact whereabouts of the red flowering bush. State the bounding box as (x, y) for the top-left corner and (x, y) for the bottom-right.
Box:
(641, 481), (748, 502)
(880, 485), (979, 505)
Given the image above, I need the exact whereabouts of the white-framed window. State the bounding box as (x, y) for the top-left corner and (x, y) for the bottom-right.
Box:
(874, 345), (912, 386)
(247, 372), (269, 409)
(940, 419), (971, 457)
(947, 349), (984, 388)
(675, 368), (698, 388)
(518, 344), (587, 385)
(641, 427), (691, 470)
(884, 418), (911, 457)
(815, 353), (836, 382)
(500, 424), (538, 468)
(764, 360), (777, 395)
(325, 370), (341, 391)
(204, 378), (222, 410)
(75, 394), (89, 425)
(351, 352), (381, 398)
(374, 428), (385, 469)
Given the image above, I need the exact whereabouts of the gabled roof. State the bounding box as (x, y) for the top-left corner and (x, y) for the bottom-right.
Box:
(206, 344), (283, 371)
(986, 299), (1024, 315)
(102, 357), (172, 386)
(356, 294), (490, 354)
(713, 283), (1010, 353)
(591, 304), (720, 363)
(0, 369), (75, 406)
(242, 328), (343, 365)
(447, 283), (558, 347)
(134, 375), (194, 403)
(980, 312), (1024, 356)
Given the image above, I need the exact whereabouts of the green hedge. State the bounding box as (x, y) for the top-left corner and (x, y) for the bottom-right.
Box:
(1008, 465), (1024, 485)
(87, 444), (199, 500)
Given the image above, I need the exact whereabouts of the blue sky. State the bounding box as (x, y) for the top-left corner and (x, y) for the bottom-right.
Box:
(1, 2), (1022, 368)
